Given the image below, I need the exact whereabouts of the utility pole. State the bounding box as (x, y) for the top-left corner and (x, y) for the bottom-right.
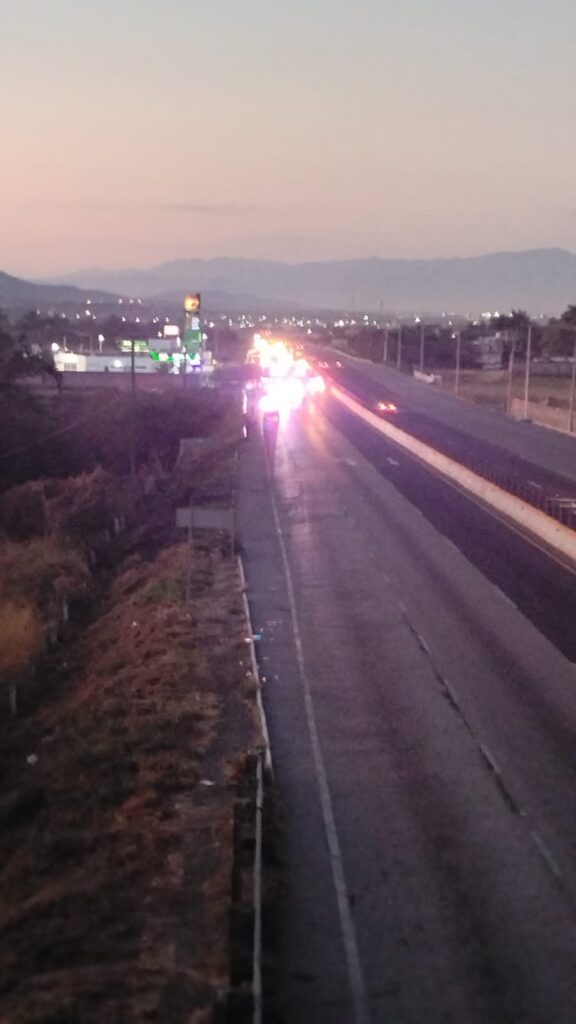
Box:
(523, 323), (533, 420)
(396, 323), (403, 370)
(454, 331), (461, 394)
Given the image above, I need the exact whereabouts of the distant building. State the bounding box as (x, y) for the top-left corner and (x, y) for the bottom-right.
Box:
(472, 333), (503, 368)
(55, 352), (155, 373)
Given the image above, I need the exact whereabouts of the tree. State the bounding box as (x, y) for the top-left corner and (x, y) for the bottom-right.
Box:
(561, 305), (576, 329)
(493, 309), (533, 360)
(540, 305), (576, 357)
(0, 309), (60, 390)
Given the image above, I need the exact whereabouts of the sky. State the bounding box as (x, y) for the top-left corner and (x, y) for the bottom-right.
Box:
(2, 0), (576, 276)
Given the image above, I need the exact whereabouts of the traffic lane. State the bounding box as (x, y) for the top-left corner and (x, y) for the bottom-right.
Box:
(298, 406), (576, 897)
(264, 407), (576, 1022)
(310, 346), (576, 485)
(321, 394), (576, 661)
(237, 428), (357, 1024)
(324, 363), (576, 506)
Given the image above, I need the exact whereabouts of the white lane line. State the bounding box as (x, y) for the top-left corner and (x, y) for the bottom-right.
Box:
(478, 743), (500, 776)
(267, 480), (371, 1024)
(530, 830), (563, 881)
(397, 601), (572, 893)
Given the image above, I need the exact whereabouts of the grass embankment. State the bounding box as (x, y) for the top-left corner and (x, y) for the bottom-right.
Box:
(0, 392), (263, 1022)
(435, 368), (573, 419)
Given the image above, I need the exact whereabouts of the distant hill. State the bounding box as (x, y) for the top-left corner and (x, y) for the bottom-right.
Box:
(0, 270), (119, 315)
(45, 248), (576, 315)
(0, 268), (306, 319)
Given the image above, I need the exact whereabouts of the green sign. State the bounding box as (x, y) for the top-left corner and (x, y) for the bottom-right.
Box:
(184, 328), (202, 355)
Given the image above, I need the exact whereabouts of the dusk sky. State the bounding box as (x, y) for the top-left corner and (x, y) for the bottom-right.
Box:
(3, 0), (576, 276)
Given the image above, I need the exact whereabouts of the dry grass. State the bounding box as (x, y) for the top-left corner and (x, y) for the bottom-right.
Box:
(0, 535), (262, 1022)
(437, 368), (573, 413)
(0, 407), (262, 1019)
(45, 466), (131, 541)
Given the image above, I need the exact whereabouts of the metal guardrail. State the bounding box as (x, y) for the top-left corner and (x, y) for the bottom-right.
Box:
(463, 455), (576, 532)
(214, 750), (267, 1024)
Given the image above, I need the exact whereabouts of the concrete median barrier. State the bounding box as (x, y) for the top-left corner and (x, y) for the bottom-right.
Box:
(331, 385), (576, 567)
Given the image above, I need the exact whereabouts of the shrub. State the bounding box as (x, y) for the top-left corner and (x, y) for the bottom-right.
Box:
(0, 480), (46, 541)
(0, 538), (89, 616)
(0, 600), (44, 713)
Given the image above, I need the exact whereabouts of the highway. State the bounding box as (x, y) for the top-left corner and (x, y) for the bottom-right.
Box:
(237, 397), (576, 1024)
(311, 351), (576, 527)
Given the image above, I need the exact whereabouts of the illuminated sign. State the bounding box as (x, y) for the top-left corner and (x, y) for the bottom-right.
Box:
(184, 293), (201, 313)
(119, 339), (149, 352)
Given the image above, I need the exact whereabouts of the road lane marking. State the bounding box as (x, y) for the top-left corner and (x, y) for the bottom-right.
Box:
(530, 830), (563, 881)
(266, 463), (371, 1024)
(395, 599), (574, 900)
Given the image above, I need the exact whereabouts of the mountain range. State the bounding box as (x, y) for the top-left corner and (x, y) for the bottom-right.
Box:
(0, 270), (118, 315)
(43, 248), (576, 315)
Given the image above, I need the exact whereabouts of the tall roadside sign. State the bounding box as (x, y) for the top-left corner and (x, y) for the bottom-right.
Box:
(184, 293), (203, 363)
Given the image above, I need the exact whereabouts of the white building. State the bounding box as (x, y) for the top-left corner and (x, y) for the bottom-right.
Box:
(55, 352), (156, 373)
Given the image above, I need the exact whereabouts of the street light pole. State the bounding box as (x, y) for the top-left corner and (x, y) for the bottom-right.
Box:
(454, 331), (461, 394)
(506, 346), (515, 416)
(396, 323), (403, 370)
(523, 323), (533, 420)
(383, 324), (389, 363)
(129, 338), (136, 477)
(419, 320), (425, 373)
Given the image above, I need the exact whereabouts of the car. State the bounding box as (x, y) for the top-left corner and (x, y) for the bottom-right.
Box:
(376, 400), (398, 414)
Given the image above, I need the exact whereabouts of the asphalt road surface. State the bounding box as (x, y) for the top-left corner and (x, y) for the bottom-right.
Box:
(237, 399), (576, 1024)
